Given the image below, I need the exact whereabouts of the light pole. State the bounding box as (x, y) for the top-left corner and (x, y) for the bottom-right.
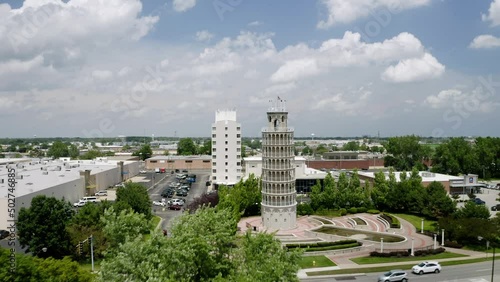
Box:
(411, 238), (414, 256)
(433, 234), (437, 250)
(421, 218), (424, 233)
(380, 238), (384, 253)
(441, 229), (445, 246)
(90, 234), (94, 272)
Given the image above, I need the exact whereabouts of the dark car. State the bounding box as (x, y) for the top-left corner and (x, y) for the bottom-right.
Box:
(168, 204), (182, 210)
(176, 189), (188, 197)
(491, 204), (500, 211)
(161, 188), (174, 197)
(0, 230), (10, 240)
(473, 198), (486, 205)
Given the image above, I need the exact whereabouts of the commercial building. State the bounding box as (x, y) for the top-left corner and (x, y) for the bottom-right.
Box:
(357, 171), (471, 194)
(211, 110), (242, 187)
(145, 155), (211, 171)
(0, 158), (139, 230)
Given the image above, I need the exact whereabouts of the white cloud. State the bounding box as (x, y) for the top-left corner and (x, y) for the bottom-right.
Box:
(482, 0), (500, 27)
(248, 21), (263, 26)
(0, 55), (44, 75)
(425, 88), (497, 113)
(381, 53), (445, 83)
(270, 58), (320, 83)
(317, 0), (431, 28)
(173, 0), (196, 12)
(92, 70), (113, 80)
(195, 30), (214, 42)
(469, 34), (500, 49)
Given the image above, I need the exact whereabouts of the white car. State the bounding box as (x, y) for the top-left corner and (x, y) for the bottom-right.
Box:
(152, 200), (166, 207)
(412, 261), (441, 275)
(94, 190), (108, 196)
(140, 170), (147, 174)
(73, 200), (87, 207)
(168, 198), (185, 206)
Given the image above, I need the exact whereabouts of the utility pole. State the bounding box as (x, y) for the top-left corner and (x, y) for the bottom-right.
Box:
(90, 234), (94, 272)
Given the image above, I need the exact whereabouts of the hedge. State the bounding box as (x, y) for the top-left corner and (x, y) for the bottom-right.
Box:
(367, 209), (380, 214)
(286, 239), (358, 249)
(369, 247), (445, 257)
(381, 213), (400, 228)
(305, 242), (361, 252)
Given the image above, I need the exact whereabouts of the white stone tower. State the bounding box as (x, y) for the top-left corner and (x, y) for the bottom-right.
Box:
(261, 97), (296, 230)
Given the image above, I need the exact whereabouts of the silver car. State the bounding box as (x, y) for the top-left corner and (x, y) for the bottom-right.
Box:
(377, 270), (408, 282)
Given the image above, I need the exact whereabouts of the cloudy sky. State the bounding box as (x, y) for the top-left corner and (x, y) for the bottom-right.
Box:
(0, 0), (500, 138)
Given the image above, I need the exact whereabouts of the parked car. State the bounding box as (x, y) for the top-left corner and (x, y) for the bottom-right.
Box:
(161, 188), (174, 198)
(412, 261), (441, 275)
(114, 183), (125, 188)
(153, 200), (166, 207)
(94, 190), (108, 196)
(168, 204), (182, 210)
(491, 204), (500, 211)
(73, 200), (87, 207)
(168, 198), (185, 206)
(473, 198), (486, 205)
(0, 230), (10, 240)
(377, 270), (408, 282)
(140, 170), (147, 174)
(176, 190), (188, 197)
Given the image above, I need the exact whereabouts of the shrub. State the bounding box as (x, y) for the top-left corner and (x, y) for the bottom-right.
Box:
(370, 250), (409, 257)
(414, 247), (445, 256)
(285, 240), (360, 250)
(305, 242), (361, 252)
(347, 207), (358, 214)
(381, 213), (400, 228)
(444, 241), (463, 249)
(367, 209), (380, 214)
(357, 207), (367, 213)
(297, 203), (314, 215)
(339, 208), (347, 216)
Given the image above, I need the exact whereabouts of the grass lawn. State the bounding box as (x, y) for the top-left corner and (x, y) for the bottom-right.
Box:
(307, 257), (490, 276)
(392, 213), (437, 233)
(79, 258), (101, 272)
(299, 256), (337, 268)
(351, 251), (468, 264)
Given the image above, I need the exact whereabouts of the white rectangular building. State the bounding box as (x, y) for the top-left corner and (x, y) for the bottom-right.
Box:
(211, 110), (242, 186)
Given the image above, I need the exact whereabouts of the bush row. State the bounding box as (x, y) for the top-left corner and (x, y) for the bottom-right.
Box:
(443, 241), (463, 248)
(381, 213), (401, 228)
(305, 242), (361, 252)
(285, 239), (358, 249)
(370, 247), (445, 257)
(339, 207), (376, 215)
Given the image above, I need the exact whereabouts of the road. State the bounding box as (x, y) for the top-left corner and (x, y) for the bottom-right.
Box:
(301, 261), (499, 282)
(146, 170), (211, 232)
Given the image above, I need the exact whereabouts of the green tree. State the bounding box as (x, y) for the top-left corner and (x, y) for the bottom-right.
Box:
(115, 182), (152, 220)
(17, 195), (74, 258)
(177, 138), (198, 155)
(101, 207), (150, 250)
(0, 248), (93, 282)
(132, 144), (152, 160)
(301, 146), (312, 156)
(383, 135), (427, 171)
(198, 139), (212, 155)
(228, 231), (302, 282)
(216, 174), (261, 220)
(80, 149), (104, 160)
(46, 141), (69, 159)
(431, 138), (479, 176)
(68, 144), (79, 159)
(342, 141), (360, 151)
(454, 201), (491, 220)
(423, 181), (456, 218)
(315, 144), (329, 155)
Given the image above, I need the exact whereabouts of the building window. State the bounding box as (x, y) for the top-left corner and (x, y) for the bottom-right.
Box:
(237, 126), (240, 131)
(225, 176), (228, 180)
(213, 176), (216, 180)
(212, 134), (216, 138)
(237, 141), (240, 145)
(203, 160), (210, 163)
(213, 141), (216, 145)
(150, 160), (157, 163)
(212, 127), (216, 130)
(237, 148), (241, 152)
(185, 160), (192, 163)
(225, 141), (228, 145)
(213, 162), (216, 166)
(237, 134), (240, 138)
(225, 134), (228, 138)
(237, 176), (241, 180)
(237, 162), (240, 166)
(237, 155), (241, 159)
(167, 160), (174, 163)
(225, 162), (228, 165)
(213, 169), (216, 173)
(212, 155), (216, 159)
(225, 169), (228, 172)
(225, 148), (228, 151)
(212, 148), (216, 152)
(225, 155), (228, 159)
(237, 169), (241, 173)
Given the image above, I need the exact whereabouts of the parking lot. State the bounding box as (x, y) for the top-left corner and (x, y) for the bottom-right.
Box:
(456, 187), (500, 217)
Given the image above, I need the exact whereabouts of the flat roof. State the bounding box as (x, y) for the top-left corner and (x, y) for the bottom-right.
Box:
(148, 155), (211, 161)
(358, 171), (463, 182)
(0, 158), (136, 197)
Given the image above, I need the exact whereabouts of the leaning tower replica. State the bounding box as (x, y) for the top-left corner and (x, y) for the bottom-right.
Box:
(261, 97), (297, 230)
